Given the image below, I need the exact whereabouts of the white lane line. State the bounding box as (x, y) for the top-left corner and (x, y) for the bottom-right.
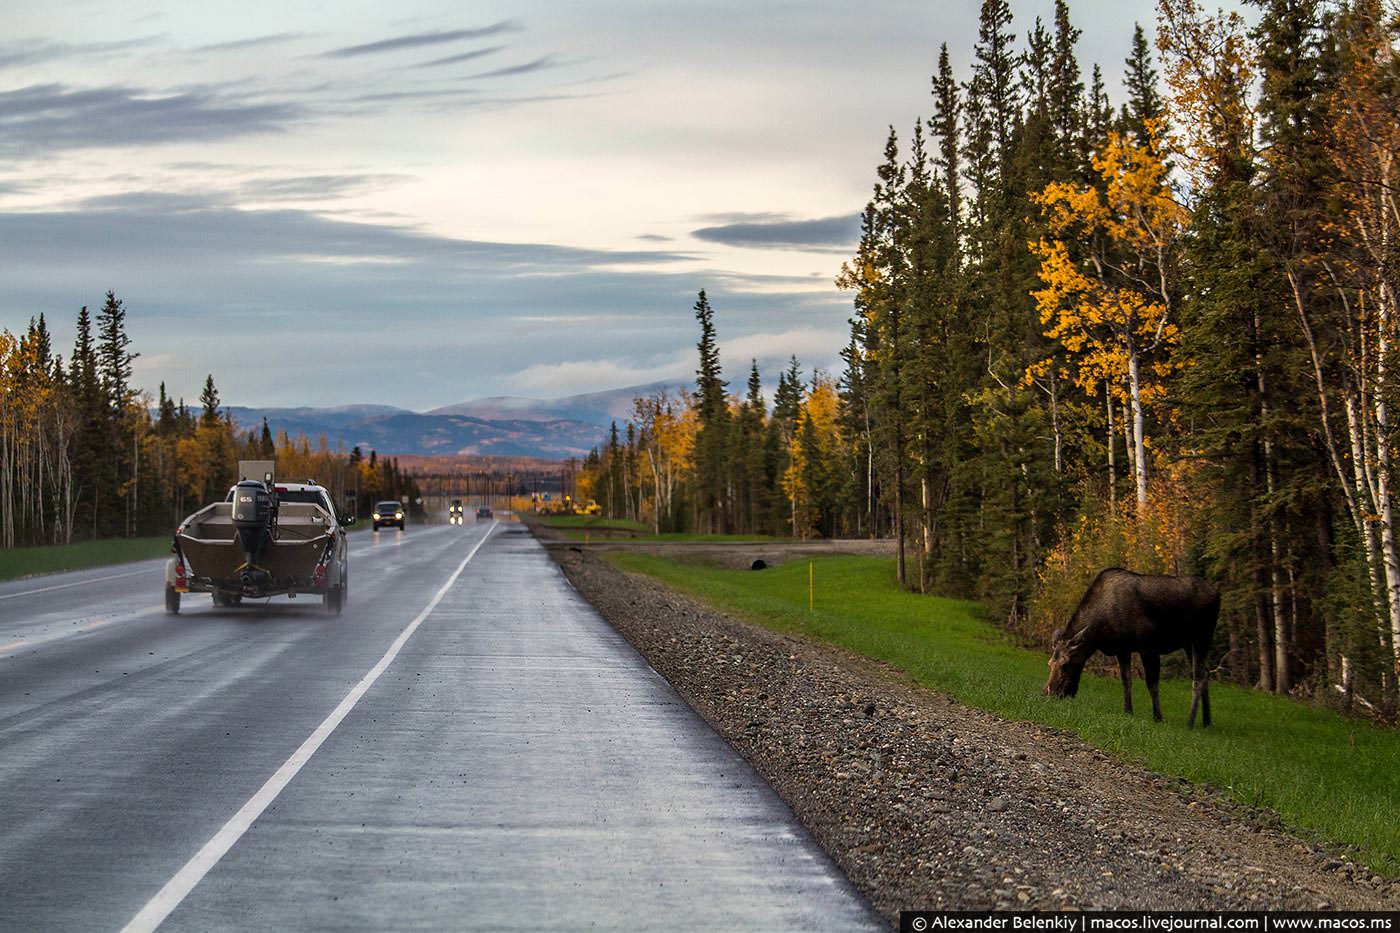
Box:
(0, 567), (153, 601)
(121, 521), (498, 933)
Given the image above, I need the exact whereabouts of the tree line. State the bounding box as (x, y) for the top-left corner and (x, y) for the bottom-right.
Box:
(0, 294), (421, 545)
(577, 0), (1400, 716)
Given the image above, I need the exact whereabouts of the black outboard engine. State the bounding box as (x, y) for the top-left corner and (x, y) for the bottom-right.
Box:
(230, 479), (274, 565)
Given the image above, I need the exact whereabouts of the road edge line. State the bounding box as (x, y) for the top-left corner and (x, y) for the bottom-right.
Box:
(121, 520), (498, 933)
(0, 566), (154, 601)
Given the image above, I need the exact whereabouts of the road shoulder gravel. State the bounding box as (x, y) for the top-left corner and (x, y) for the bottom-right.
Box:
(543, 541), (1399, 924)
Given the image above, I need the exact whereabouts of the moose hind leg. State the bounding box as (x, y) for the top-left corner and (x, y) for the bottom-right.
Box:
(1143, 653), (1163, 722)
(1118, 655), (1134, 715)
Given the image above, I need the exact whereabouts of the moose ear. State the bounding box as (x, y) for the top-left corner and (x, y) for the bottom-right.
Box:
(1050, 626), (1066, 643)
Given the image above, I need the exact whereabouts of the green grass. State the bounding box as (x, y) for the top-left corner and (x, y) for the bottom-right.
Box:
(532, 514), (651, 534)
(531, 514), (774, 543)
(611, 551), (1400, 872)
(0, 536), (173, 581)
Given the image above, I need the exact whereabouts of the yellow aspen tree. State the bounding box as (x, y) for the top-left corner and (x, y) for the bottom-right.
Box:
(0, 331), (17, 548)
(1031, 121), (1187, 513)
(783, 377), (843, 539)
(634, 389), (696, 534)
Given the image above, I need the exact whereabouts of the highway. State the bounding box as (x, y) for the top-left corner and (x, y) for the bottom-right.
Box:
(0, 520), (878, 931)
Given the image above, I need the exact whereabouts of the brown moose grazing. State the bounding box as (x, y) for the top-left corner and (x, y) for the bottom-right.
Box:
(1043, 568), (1219, 728)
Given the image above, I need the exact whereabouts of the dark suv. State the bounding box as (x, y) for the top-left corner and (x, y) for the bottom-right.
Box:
(373, 500), (406, 530)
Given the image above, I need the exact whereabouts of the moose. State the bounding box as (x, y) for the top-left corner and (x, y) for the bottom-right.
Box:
(1043, 568), (1220, 728)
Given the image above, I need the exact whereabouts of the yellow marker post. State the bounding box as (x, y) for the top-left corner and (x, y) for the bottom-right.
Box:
(808, 560), (814, 615)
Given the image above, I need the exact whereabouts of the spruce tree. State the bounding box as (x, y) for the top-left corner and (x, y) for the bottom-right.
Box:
(737, 361), (769, 533)
(691, 290), (730, 532)
(200, 375), (221, 427)
(1121, 24), (1162, 141)
(70, 306), (111, 538)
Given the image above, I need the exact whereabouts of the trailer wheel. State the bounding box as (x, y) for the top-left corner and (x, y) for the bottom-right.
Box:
(324, 585), (343, 616)
(165, 586), (181, 615)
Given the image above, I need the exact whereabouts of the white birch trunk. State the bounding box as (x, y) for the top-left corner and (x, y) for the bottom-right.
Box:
(1126, 348), (1148, 513)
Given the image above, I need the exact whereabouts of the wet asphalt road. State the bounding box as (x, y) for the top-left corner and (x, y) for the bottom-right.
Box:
(0, 520), (878, 931)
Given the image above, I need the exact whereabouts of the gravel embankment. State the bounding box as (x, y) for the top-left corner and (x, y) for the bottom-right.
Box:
(543, 540), (1399, 925)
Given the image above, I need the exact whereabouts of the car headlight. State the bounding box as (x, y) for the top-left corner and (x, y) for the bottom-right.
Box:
(395, 511), (403, 520)
(372, 512), (381, 520)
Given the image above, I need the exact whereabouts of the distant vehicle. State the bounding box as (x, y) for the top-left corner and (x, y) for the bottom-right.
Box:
(165, 472), (351, 616)
(373, 500), (406, 530)
(476, 506), (493, 520)
(449, 499), (464, 525)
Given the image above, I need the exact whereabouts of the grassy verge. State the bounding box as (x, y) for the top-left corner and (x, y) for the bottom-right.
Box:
(531, 514), (774, 543)
(611, 551), (1400, 872)
(0, 536), (173, 582)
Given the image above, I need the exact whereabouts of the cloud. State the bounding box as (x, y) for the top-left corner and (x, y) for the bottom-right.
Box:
(0, 36), (162, 70)
(507, 356), (691, 395)
(0, 193), (848, 409)
(0, 84), (302, 156)
(504, 327), (847, 398)
(324, 22), (521, 58)
(196, 33), (308, 53)
(236, 173), (410, 202)
(412, 46), (506, 68)
(3, 192), (693, 276)
(691, 213), (861, 250)
(466, 56), (556, 80)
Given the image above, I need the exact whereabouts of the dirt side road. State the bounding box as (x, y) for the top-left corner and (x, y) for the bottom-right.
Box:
(545, 542), (1398, 924)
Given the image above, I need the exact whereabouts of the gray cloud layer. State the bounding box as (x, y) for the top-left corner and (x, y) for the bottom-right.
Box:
(0, 36), (161, 70)
(691, 213), (860, 250)
(0, 196), (844, 407)
(0, 84), (301, 156)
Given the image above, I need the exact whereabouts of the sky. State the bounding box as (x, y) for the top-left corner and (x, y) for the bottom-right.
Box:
(1, 0), (1166, 411)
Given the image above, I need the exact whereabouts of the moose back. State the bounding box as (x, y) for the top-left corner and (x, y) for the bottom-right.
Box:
(1043, 568), (1219, 728)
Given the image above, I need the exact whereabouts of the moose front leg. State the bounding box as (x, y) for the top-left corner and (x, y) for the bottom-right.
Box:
(1142, 652), (1162, 722)
(1118, 654), (1133, 714)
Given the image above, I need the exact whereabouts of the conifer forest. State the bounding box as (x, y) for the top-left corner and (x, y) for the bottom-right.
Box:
(574, 0), (1400, 714)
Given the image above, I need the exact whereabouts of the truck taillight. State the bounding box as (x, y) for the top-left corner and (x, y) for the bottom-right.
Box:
(313, 563), (327, 587)
(175, 562), (186, 578)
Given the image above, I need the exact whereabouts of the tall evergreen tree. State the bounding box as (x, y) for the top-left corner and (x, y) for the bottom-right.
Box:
(1121, 24), (1163, 141)
(692, 290), (730, 532)
(69, 306), (111, 537)
(199, 375), (221, 427)
(736, 361), (769, 533)
(95, 291), (136, 415)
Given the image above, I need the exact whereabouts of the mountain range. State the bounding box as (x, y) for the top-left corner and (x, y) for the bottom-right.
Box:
(225, 382), (683, 460)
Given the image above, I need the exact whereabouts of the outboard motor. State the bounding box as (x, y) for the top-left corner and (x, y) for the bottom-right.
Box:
(230, 479), (274, 563)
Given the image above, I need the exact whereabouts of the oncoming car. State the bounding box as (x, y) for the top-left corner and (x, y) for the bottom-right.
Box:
(373, 500), (406, 530)
(449, 499), (464, 525)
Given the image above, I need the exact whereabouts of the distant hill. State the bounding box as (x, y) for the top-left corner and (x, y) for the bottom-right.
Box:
(226, 382), (688, 459)
(427, 381), (685, 427)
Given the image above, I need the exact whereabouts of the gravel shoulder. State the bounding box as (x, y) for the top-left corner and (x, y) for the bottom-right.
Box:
(539, 535), (1399, 924)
